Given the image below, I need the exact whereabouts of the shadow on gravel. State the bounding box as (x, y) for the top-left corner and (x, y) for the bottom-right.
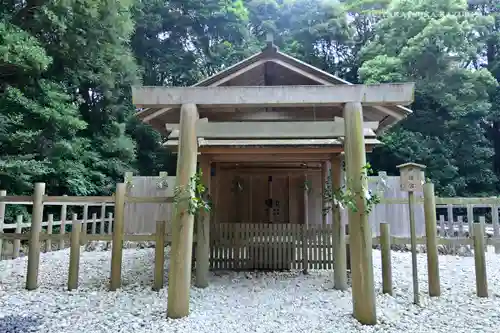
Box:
(0, 314), (43, 332)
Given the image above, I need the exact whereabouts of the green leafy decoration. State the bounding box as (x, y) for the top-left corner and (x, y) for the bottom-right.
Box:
(173, 170), (211, 217)
(323, 163), (381, 215)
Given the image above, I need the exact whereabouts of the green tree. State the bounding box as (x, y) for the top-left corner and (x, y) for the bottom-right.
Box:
(30, 0), (140, 193)
(360, 0), (498, 196)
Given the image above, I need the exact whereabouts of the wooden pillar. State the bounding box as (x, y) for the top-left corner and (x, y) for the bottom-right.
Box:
(167, 103), (199, 319)
(68, 215), (81, 291)
(343, 102), (376, 325)
(380, 222), (392, 295)
(473, 218), (488, 297)
(423, 182), (440, 297)
(110, 183), (126, 291)
(195, 157), (211, 288)
(331, 154), (347, 290)
(153, 220), (166, 291)
(26, 183), (45, 290)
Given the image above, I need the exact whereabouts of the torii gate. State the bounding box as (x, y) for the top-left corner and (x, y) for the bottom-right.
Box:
(131, 45), (415, 325)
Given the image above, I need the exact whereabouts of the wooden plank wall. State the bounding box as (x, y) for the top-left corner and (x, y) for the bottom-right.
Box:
(123, 176), (175, 234)
(339, 175), (426, 237)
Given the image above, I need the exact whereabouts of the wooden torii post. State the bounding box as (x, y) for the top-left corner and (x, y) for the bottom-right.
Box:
(132, 83), (415, 323)
(167, 103), (198, 318)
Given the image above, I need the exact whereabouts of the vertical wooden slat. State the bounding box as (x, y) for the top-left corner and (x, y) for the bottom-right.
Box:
(280, 224), (285, 270)
(467, 204), (474, 237)
(229, 223), (234, 270)
(225, 223), (230, 270)
(68, 214), (81, 291)
(278, 223), (283, 271)
(439, 215), (445, 237)
(457, 216), (464, 237)
(318, 225), (323, 269)
(272, 224), (276, 270)
(232, 223), (236, 270)
(26, 183), (45, 291)
(247, 223), (251, 269)
(281, 224), (290, 269)
(303, 224), (307, 271)
(240, 223), (245, 269)
(223, 223), (227, 270)
(258, 223), (263, 270)
(216, 223), (221, 270)
(276, 224), (280, 270)
(252, 223), (257, 270)
(315, 226), (320, 269)
(0, 190), (6, 260)
(107, 212), (113, 235)
(100, 204), (106, 235)
(59, 211), (67, 251)
(13, 215), (23, 259)
(261, 224), (266, 270)
(239, 223), (244, 270)
(270, 223), (275, 270)
(492, 205), (500, 254)
(228, 223), (232, 270)
(91, 213), (97, 235)
(328, 224), (333, 269)
(286, 224), (291, 270)
(294, 223), (299, 269)
(59, 196), (68, 250)
(447, 204), (454, 236)
(297, 224), (302, 269)
(243, 223), (248, 269)
(263, 223), (267, 270)
(288, 224), (293, 270)
(210, 223), (215, 270)
(220, 223), (225, 270)
(46, 214), (53, 252)
(266, 224), (276, 269)
(212, 223), (217, 270)
(234, 223), (239, 270)
(323, 224), (329, 269)
(80, 204), (89, 246)
(309, 225), (313, 270)
(282, 224), (287, 270)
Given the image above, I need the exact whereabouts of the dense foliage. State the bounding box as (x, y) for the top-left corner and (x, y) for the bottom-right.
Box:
(1, 0), (498, 205)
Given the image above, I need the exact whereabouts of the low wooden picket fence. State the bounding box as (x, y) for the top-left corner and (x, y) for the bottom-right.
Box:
(0, 183), (172, 291)
(210, 221), (500, 271)
(210, 223), (335, 270)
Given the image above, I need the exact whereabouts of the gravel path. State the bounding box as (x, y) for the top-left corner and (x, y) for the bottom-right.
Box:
(0, 247), (499, 333)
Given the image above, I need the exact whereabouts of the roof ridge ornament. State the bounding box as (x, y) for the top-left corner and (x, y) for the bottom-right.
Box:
(263, 32), (278, 54)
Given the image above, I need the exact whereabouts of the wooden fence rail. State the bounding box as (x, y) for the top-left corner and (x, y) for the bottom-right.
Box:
(0, 182), (173, 292)
(1, 181), (500, 300)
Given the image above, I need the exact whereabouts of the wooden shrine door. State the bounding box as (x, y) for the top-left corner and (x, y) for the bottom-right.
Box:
(215, 167), (305, 225)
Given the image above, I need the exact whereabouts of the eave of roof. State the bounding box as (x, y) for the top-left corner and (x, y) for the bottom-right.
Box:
(136, 43), (412, 131)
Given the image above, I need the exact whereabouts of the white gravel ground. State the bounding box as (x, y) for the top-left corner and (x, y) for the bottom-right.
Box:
(1, 247), (499, 333)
